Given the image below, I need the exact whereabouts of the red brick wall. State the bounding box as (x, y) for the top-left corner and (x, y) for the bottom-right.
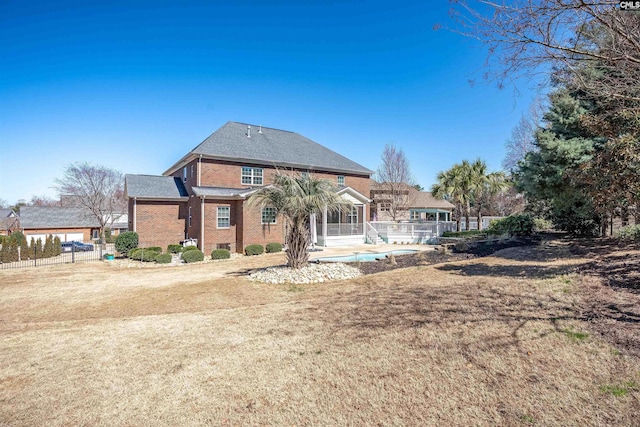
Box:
(199, 159), (371, 197)
(241, 203), (286, 250)
(134, 201), (187, 249)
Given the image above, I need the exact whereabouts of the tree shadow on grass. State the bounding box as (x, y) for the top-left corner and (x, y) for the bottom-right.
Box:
(435, 262), (578, 279)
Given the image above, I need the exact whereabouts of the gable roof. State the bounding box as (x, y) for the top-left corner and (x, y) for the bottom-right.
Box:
(125, 175), (189, 200)
(20, 206), (101, 229)
(165, 121), (374, 176)
(371, 181), (455, 210)
(0, 209), (16, 218)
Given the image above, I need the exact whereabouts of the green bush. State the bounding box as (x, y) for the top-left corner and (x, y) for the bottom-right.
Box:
(115, 232), (139, 254)
(167, 244), (183, 254)
(265, 242), (283, 253)
(618, 224), (640, 241)
(155, 253), (172, 264)
(245, 244), (264, 256)
(182, 245), (199, 252)
(182, 249), (204, 263)
(9, 231), (26, 246)
(211, 249), (231, 259)
(129, 248), (160, 262)
(533, 217), (554, 232)
(488, 214), (535, 237)
(147, 246), (162, 253)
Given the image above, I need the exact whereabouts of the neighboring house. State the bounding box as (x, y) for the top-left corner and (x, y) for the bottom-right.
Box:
(370, 181), (455, 222)
(125, 121), (373, 253)
(0, 209), (19, 235)
(20, 206), (101, 243)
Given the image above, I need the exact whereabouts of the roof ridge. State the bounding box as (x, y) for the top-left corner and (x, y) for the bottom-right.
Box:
(230, 121), (295, 134)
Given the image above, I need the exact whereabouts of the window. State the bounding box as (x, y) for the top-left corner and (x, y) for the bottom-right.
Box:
(217, 206), (230, 228)
(410, 211), (421, 221)
(380, 203), (391, 212)
(92, 230), (99, 239)
(188, 206), (192, 227)
(183, 167), (187, 182)
(261, 207), (277, 224)
(347, 206), (358, 223)
(337, 175), (345, 185)
(241, 167), (263, 185)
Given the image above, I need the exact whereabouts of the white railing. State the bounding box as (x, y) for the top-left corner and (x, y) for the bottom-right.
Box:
(317, 223), (364, 237)
(366, 222), (381, 244)
(460, 216), (505, 231)
(369, 221), (458, 238)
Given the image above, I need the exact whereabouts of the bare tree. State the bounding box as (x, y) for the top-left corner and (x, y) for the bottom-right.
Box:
(29, 195), (60, 207)
(446, 1), (640, 105)
(374, 144), (416, 221)
(54, 163), (126, 238)
(502, 97), (544, 172)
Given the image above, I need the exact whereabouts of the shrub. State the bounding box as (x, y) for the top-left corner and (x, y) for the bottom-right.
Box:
(182, 245), (199, 252)
(129, 248), (160, 262)
(182, 249), (204, 263)
(533, 217), (554, 232)
(146, 246), (162, 253)
(155, 253), (172, 264)
(211, 249), (231, 260)
(9, 231), (26, 246)
(167, 244), (183, 254)
(19, 237), (30, 260)
(53, 236), (61, 256)
(488, 214), (535, 237)
(265, 242), (283, 253)
(245, 244), (264, 256)
(442, 230), (487, 238)
(115, 232), (139, 254)
(619, 224), (640, 241)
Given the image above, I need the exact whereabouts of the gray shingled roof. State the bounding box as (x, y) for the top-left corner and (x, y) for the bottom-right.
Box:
(20, 206), (101, 229)
(169, 122), (373, 175)
(125, 175), (189, 199)
(191, 186), (256, 198)
(0, 209), (15, 218)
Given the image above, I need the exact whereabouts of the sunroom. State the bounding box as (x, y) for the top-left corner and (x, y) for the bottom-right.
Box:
(311, 187), (370, 247)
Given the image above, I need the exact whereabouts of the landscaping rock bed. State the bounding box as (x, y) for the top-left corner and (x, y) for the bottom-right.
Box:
(249, 262), (361, 284)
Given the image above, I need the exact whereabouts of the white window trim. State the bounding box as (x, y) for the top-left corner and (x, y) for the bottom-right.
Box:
(183, 167), (187, 182)
(337, 175), (345, 185)
(217, 206), (230, 229)
(261, 207), (277, 225)
(241, 167), (264, 186)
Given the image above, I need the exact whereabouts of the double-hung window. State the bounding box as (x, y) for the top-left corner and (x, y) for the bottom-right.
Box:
(261, 207), (277, 224)
(217, 206), (230, 228)
(337, 175), (345, 185)
(241, 167), (263, 185)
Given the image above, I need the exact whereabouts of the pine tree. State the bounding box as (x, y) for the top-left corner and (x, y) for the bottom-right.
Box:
(53, 236), (61, 256)
(43, 235), (53, 258)
(34, 238), (43, 259)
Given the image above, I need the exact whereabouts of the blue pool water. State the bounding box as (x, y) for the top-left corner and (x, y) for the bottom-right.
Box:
(315, 249), (418, 263)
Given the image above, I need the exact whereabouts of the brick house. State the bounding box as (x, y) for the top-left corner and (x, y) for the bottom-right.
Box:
(370, 181), (454, 222)
(125, 122), (373, 253)
(0, 209), (19, 236)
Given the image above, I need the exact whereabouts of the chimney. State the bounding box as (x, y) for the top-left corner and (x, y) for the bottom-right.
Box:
(247, 125), (251, 138)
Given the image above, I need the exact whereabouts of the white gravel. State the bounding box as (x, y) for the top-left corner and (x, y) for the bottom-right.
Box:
(249, 262), (361, 284)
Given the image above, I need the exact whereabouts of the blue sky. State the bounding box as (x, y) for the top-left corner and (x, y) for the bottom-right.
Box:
(0, 0), (540, 205)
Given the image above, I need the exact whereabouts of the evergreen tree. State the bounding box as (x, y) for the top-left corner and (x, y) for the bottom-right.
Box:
(19, 237), (30, 261)
(34, 238), (43, 259)
(53, 236), (62, 256)
(8, 239), (19, 262)
(43, 235), (53, 258)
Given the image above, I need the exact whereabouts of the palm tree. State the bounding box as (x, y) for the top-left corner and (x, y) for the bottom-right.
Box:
(431, 161), (475, 231)
(248, 172), (351, 269)
(469, 159), (509, 230)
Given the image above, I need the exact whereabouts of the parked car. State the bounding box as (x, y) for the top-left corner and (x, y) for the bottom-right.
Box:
(61, 241), (94, 252)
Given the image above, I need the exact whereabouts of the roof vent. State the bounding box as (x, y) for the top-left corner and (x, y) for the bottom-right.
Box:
(247, 125), (251, 138)
(258, 125), (263, 134)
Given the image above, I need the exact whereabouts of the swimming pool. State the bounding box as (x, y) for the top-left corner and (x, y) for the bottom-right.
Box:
(315, 249), (418, 263)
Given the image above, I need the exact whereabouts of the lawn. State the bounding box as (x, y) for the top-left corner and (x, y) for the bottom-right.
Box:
(1, 238), (639, 426)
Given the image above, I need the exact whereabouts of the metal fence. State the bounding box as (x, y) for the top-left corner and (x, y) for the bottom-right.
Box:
(0, 243), (113, 269)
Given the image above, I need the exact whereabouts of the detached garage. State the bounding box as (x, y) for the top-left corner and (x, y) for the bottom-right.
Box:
(20, 207), (100, 243)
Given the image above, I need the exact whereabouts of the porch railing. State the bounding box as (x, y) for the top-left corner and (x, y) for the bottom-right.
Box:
(317, 223), (364, 236)
(369, 221), (458, 238)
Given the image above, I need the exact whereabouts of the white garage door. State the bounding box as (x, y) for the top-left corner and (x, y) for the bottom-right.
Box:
(66, 233), (84, 242)
(25, 234), (47, 243)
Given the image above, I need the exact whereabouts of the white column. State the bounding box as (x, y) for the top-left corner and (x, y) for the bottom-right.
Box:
(133, 198), (137, 232)
(310, 213), (317, 244)
(200, 197), (205, 251)
(322, 206), (328, 244)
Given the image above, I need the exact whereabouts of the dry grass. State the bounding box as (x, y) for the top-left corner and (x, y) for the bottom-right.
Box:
(1, 239), (640, 426)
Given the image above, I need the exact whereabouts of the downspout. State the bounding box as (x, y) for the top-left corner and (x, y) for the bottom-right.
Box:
(133, 198), (137, 232)
(200, 196), (205, 251)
